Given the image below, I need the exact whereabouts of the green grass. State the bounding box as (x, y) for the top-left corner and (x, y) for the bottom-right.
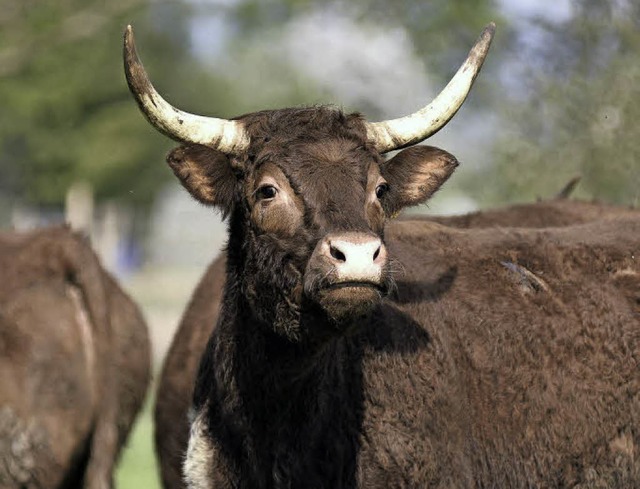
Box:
(115, 398), (162, 489)
(114, 266), (203, 489)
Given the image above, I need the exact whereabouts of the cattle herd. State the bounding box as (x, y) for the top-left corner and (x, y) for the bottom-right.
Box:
(1, 22), (639, 489)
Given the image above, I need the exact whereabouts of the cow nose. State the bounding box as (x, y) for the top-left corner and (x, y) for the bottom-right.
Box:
(321, 232), (387, 283)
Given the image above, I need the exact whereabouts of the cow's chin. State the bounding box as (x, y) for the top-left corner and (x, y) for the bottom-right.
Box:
(314, 282), (383, 324)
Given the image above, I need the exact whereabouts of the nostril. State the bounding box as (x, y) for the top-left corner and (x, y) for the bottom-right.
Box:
(373, 245), (381, 262)
(330, 245), (346, 263)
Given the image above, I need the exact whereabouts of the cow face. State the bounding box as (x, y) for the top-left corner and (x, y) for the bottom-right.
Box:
(123, 23), (493, 338)
(165, 108), (457, 334)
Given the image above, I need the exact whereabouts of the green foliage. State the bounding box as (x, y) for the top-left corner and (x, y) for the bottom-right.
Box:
(224, 0), (504, 85)
(354, 0), (504, 73)
(0, 0), (204, 207)
(476, 1), (640, 206)
(1, 0), (504, 209)
(115, 397), (161, 489)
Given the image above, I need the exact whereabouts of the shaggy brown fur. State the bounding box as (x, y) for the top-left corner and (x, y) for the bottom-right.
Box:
(424, 198), (639, 229)
(0, 226), (151, 489)
(155, 197), (638, 489)
(357, 218), (640, 488)
(148, 106), (639, 488)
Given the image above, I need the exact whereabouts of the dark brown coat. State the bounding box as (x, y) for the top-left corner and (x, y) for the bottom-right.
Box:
(126, 103), (639, 489)
(424, 198), (638, 229)
(122, 15), (639, 480)
(0, 226), (151, 489)
(353, 217), (640, 487)
(155, 198), (639, 489)
(188, 216), (640, 488)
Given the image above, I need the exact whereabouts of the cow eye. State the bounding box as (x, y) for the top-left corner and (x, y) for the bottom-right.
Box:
(375, 183), (390, 199)
(256, 185), (278, 201)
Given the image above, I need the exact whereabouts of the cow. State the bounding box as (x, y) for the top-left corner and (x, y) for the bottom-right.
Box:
(0, 226), (151, 489)
(154, 195), (639, 489)
(124, 22), (640, 488)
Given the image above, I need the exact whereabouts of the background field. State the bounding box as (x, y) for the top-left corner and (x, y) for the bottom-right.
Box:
(116, 398), (161, 488)
(114, 265), (212, 489)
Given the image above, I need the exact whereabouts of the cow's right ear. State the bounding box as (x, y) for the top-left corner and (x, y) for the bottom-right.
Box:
(166, 145), (238, 213)
(379, 145), (458, 216)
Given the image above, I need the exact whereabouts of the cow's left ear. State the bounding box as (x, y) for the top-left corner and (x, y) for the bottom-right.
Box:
(379, 145), (458, 216)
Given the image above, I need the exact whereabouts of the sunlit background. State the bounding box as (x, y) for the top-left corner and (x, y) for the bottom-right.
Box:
(1, 0), (638, 487)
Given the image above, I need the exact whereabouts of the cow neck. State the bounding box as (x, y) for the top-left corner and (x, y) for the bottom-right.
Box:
(220, 240), (358, 403)
(193, 212), (366, 488)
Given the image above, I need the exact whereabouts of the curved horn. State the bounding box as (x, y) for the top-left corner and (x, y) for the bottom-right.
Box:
(366, 22), (496, 153)
(123, 25), (249, 154)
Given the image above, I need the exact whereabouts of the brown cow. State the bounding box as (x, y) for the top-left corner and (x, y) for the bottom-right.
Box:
(125, 22), (640, 489)
(0, 226), (150, 489)
(154, 197), (638, 489)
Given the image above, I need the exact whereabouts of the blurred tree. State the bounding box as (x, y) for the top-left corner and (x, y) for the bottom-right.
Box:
(228, 0), (502, 70)
(350, 0), (505, 83)
(193, 0), (506, 115)
(0, 0), (505, 212)
(474, 0), (640, 206)
(0, 0), (215, 209)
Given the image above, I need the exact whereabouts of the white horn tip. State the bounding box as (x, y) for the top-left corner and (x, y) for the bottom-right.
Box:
(481, 22), (497, 44)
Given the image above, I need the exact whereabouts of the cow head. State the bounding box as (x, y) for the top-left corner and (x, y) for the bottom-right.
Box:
(124, 24), (495, 340)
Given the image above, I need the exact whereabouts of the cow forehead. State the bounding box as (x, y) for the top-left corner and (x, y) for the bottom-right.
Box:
(255, 138), (377, 183)
(269, 140), (375, 196)
(296, 138), (372, 163)
(248, 138), (380, 230)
